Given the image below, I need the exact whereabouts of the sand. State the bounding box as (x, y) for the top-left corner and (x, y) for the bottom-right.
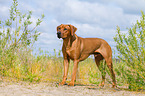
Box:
(0, 82), (144, 96)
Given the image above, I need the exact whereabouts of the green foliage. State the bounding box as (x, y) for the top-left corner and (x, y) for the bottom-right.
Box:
(114, 11), (145, 90)
(0, 0), (44, 82)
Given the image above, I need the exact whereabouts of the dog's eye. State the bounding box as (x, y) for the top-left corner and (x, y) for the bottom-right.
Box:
(64, 28), (67, 30)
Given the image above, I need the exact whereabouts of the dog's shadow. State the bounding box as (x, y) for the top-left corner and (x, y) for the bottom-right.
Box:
(56, 83), (94, 86)
(56, 83), (122, 91)
(56, 83), (145, 92)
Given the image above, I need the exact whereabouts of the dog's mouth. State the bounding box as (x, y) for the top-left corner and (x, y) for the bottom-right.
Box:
(57, 35), (66, 39)
(57, 33), (66, 39)
(57, 35), (61, 39)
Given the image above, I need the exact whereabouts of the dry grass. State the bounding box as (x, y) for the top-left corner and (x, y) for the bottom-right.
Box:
(0, 51), (102, 85)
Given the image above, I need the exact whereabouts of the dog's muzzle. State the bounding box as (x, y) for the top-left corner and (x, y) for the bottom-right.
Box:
(57, 32), (61, 39)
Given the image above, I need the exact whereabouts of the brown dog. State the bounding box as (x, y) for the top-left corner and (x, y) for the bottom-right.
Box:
(57, 24), (116, 88)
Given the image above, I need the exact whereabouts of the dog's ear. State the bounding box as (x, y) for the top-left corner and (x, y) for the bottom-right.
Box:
(69, 25), (77, 36)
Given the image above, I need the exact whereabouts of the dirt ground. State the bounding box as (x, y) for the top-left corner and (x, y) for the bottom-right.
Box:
(0, 82), (145, 96)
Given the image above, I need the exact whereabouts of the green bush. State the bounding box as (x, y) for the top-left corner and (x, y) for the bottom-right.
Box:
(114, 11), (145, 90)
(0, 0), (44, 81)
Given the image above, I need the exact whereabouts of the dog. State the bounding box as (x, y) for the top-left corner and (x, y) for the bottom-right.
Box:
(56, 24), (116, 88)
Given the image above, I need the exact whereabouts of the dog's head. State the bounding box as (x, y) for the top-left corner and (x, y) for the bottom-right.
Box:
(57, 24), (77, 39)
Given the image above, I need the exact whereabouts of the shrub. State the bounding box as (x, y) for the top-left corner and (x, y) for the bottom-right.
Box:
(114, 11), (145, 90)
(0, 0), (44, 81)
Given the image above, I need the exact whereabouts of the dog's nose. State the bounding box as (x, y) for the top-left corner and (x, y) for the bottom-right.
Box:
(57, 31), (61, 35)
(57, 32), (61, 38)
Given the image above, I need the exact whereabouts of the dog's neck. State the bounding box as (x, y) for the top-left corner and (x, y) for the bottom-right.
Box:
(63, 34), (76, 49)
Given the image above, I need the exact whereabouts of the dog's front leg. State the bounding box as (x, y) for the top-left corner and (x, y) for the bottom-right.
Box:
(59, 58), (70, 85)
(68, 60), (79, 86)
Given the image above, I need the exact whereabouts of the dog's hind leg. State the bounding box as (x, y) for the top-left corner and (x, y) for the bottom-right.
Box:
(94, 53), (106, 87)
(105, 58), (116, 88)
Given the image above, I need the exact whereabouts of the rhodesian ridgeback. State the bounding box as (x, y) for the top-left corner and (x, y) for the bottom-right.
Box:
(57, 24), (116, 88)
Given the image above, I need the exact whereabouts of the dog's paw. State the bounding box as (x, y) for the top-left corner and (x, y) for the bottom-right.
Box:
(59, 82), (65, 85)
(68, 82), (74, 86)
(99, 83), (104, 88)
(112, 84), (117, 88)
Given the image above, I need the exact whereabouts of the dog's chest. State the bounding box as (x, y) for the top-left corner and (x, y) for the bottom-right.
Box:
(66, 47), (80, 60)
(64, 38), (81, 60)
(66, 48), (75, 59)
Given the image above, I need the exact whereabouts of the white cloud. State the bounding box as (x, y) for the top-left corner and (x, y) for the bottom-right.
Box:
(38, 39), (58, 45)
(0, 6), (9, 13)
(0, 6), (9, 19)
(40, 33), (56, 40)
(42, 0), (139, 30)
(80, 0), (145, 14)
(113, 0), (145, 14)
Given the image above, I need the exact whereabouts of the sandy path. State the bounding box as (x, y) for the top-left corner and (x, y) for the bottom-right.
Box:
(0, 82), (144, 96)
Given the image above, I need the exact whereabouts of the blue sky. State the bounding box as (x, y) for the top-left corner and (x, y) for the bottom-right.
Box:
(1, 0), (145, 56)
